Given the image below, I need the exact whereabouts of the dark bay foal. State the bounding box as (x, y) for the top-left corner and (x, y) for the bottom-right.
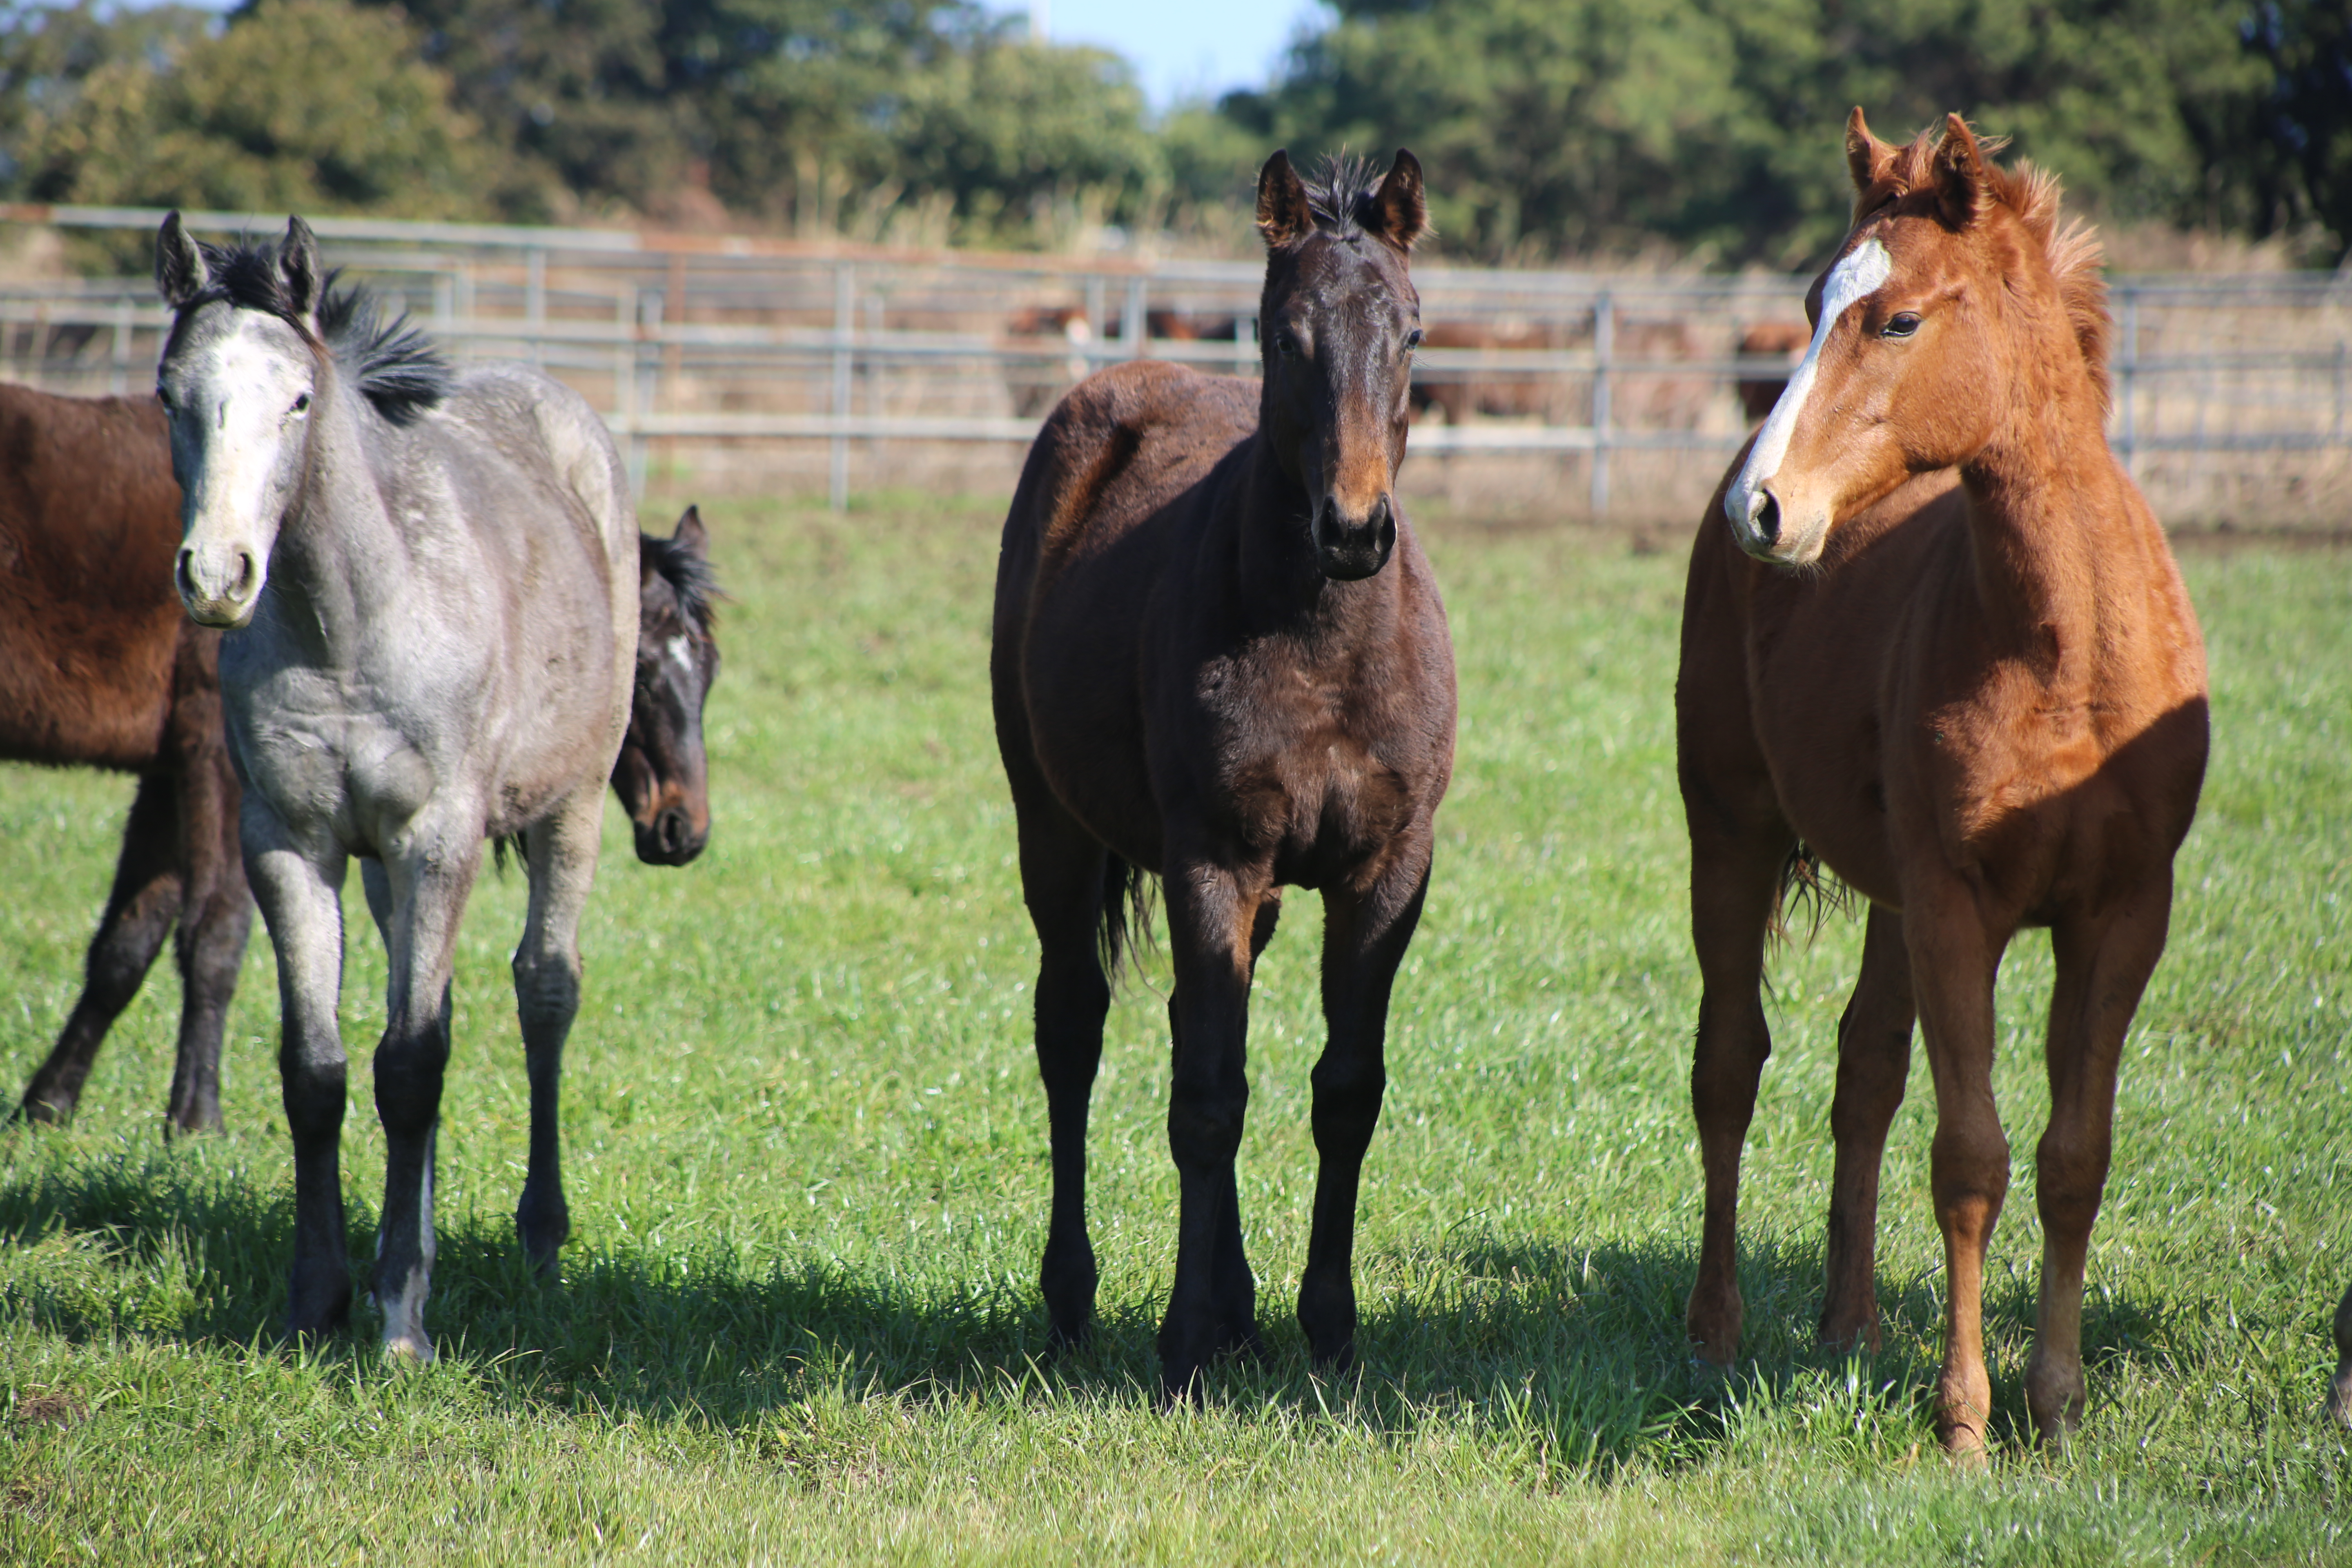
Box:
(991, 149), (1456, 1399)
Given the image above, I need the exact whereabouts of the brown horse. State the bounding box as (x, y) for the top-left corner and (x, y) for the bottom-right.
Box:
(1, 385), (249, 1135)
(2334, 1284), (2352, 1427)
(1675, 111), (2208, 1457)
(991, 149), (1455, 1399)
(1734, 321), (1810, 421)
(2, 372), (721, 1130)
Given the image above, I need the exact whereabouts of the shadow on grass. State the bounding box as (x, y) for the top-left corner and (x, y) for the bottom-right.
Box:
(0, 1141), (2197, 1469)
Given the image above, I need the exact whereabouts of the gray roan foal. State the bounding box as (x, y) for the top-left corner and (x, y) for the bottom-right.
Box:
(156, 215), (639, 1359)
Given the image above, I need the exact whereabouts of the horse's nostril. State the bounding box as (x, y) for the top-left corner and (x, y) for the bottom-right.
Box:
(656, 807), (688, 855)
(1755, 492), (1782, 545)
(234, 550), (257, 597)
(175, 549), (197, 600)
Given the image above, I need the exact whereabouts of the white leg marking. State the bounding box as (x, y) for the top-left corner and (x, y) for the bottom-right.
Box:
(382, 1132), (438, 1363)
(1725, 238), (1893, 537)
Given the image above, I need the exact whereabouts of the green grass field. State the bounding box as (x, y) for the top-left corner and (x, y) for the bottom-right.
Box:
(0, 496), (2346, 1564)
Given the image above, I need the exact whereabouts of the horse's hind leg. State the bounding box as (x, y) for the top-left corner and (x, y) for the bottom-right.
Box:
(370, 828), (484, 1361)
(2330, 1282), (2352, 1428)
(2024, 889), (2170, 1448)
(514, 790), (606, 1277)
(165, 738), (252, 1136)
(1818, 903), (1917, 1352)
(1298, 864), (1426, 1370)
(18, 768), (182, 1126)
(243, 808), (353, 1336)
(1684, 823), (1793, 1364)
(1012, 802), (1114, 1351)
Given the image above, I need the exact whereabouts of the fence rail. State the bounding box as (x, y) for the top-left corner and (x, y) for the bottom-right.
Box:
(3, 203), (2348, 519)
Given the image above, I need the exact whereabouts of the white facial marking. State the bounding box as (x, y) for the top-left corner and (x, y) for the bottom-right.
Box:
(666, 636), (694, 679)
(1724, 238), (1893, 543)
(175, 316), (314, 622)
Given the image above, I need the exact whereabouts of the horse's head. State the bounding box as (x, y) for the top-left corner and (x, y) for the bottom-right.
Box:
(1725, 110), (2108, 566)
(615, 506), (721, 866)
(154, 214), (327, 629)
(1256, 149), (1426, 582)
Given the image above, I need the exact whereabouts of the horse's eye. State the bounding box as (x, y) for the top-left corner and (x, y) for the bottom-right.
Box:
(1274, 330), (1302, 358)
(291, 392), (312, 414)
(154, 387), (172, 412)
(1882, 312), (1922, 339)
(1404, 328), (1424, 353)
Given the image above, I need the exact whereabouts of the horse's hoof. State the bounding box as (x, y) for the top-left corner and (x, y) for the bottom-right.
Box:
(1044, 1316), (1092, 1358)
(2328, 1364), (2352, 1430)
(1685, 1288), (1743, 1366)
(1156, 1361), (1208, 1410)
(287, 1275), (352, 1339)
(14, 1097), (69, 1129)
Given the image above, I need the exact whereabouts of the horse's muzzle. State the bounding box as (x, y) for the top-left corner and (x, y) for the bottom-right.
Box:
(1314, 494), (1397, 582)
(175, 543), (261, 628)
(633, 804), (708, 866)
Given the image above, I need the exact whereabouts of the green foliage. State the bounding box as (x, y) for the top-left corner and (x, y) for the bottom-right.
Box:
(0, 501), (2347, 1559)
(1219, 0), (2281, 266)
(14, 0), (484, 218)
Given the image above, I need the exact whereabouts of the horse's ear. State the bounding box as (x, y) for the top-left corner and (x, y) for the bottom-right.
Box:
(1364, 149), (1426, 252)
(1256, 150), (1313, 249)
(278, 216), (323, 320)
(1931, 113), (1992, 229)
(156, 212), (207, 309)
(1844, 107), (1897, 200)
(672, 504), (709, 557)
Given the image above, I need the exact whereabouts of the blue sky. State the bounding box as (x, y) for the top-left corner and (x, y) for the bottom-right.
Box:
(1001, 0), (1330, 109)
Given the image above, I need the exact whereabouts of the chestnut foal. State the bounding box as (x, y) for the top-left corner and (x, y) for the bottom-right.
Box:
(992, 150), (1455, 1399)
(1676, 112), (2208, 1456)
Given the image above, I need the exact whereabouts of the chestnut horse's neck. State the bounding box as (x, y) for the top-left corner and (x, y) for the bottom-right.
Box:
(1952, 319), (2143, 682)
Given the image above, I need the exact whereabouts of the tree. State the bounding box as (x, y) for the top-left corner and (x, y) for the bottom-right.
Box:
(15, 0), (485, 220)
(1218, 0), (2279, 267)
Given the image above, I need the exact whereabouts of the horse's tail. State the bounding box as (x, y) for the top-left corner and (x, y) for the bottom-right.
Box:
(1766, 839), (1854, 949)
(491, 833), (526, 876)
(1096, 853), (1158, 988)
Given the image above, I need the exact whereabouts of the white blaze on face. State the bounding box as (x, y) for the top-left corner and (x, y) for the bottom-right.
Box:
(176, 318), (313, 620)
(666, 635), (695, 680)
(1725, 238), (1893, 541)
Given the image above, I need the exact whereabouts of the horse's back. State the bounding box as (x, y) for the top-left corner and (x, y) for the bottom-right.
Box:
(393, 364), (639, 808)
(0, 385), (188, 767)
(1002, 360), (1257, 585)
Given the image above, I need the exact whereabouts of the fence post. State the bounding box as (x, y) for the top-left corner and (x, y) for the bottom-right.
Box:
(831, 262), (854, 512)
(526, 247), (546, 370)
(613, 286), (640, 500)
(2117, 283), (2139, 475)
(1590, 291), (1613, 517)
(1123, 276), (1146, 359)
(1085, 274), (1107, 364)
(108, 300), (130, 397)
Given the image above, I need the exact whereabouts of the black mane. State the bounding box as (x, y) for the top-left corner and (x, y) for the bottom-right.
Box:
(642, 530), (720, 632)
(1303, 153), (1387, 239)
(181, 236), (454, 426)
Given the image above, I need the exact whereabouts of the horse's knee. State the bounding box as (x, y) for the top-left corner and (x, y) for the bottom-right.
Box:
(1308, 1059), (1384, 1151)
(372, 1027), (448, 1135)
(1166, 1077), (1246, 1169)
(2034, 1131), (2111, 1238)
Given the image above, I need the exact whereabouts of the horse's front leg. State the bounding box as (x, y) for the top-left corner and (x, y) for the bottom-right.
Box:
(1157, 856), (1265, 1402)
(513, 790), (607, 1275)
(371, 827), (483, 1361)
(2025, 886), (2171, 1448)
(243, 805), (352, 1336)
(1296, 856), (1428, 1370)
(1905, 880), (2013, 1460)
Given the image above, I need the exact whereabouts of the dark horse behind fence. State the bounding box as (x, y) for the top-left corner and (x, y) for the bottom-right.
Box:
(0, 371), (722, 1130)
(992, 149), (1457, 1400)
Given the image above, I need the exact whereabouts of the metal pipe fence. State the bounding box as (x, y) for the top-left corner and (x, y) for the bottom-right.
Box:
(4, 202), (2348, 521)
